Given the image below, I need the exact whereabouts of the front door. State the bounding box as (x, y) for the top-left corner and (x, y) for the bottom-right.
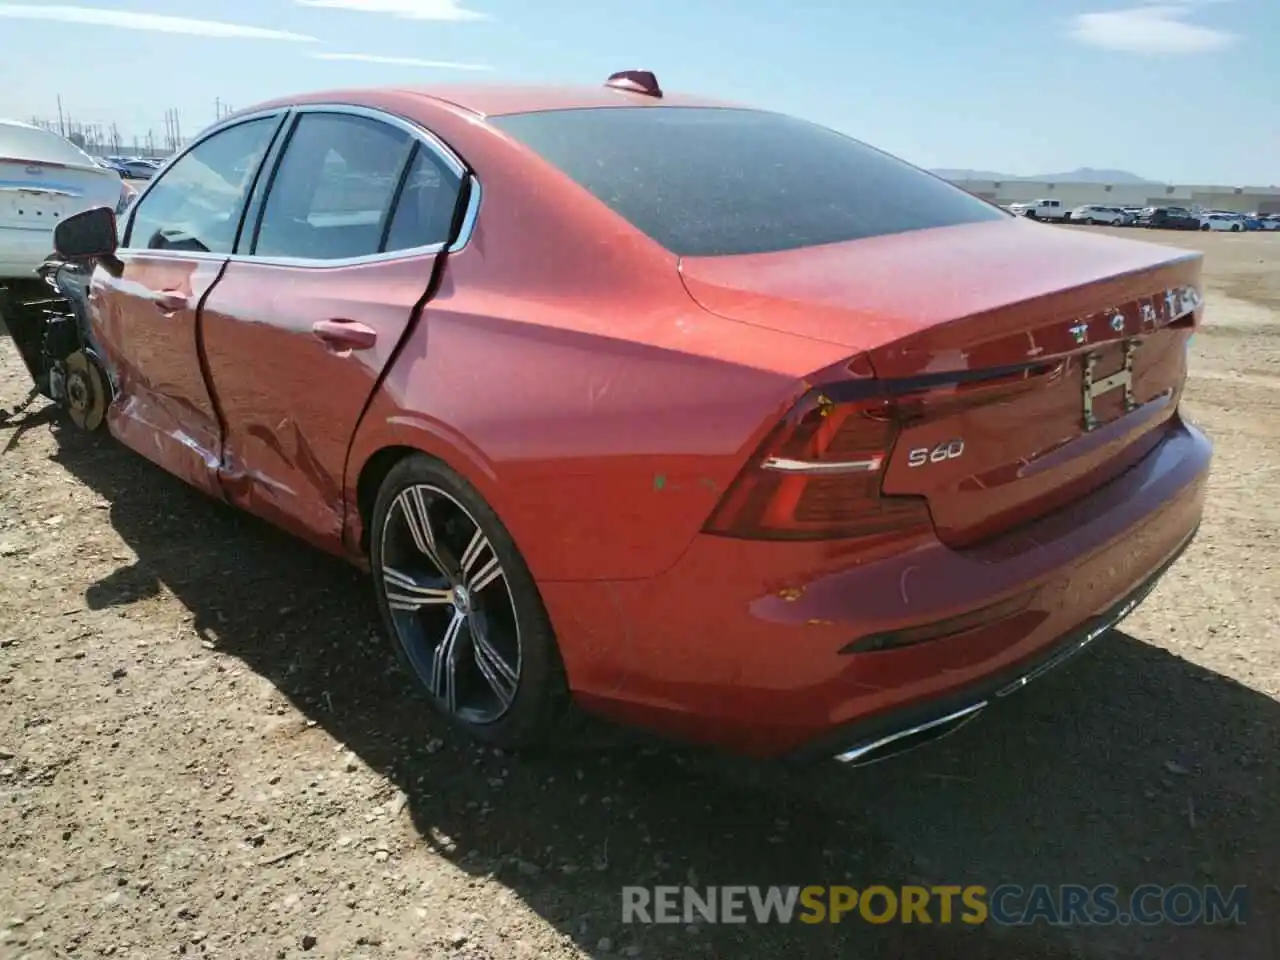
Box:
(90, 114), (284, 496)
(199, 109), (467, 553)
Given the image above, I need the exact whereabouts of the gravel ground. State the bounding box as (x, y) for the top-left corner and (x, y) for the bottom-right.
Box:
(1, 227), (1277, 960)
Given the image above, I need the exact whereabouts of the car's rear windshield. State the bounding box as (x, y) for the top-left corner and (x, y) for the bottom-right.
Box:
(0, 122), (97, 168)
(489, 106), (1008, 257)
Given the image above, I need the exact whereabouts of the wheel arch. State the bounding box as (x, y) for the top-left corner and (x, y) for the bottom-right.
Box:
(346, 412), (505, 560)
(354, 445), (418, 555)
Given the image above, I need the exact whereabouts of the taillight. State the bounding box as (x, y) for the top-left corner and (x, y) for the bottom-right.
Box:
(704, 385), (932, 541)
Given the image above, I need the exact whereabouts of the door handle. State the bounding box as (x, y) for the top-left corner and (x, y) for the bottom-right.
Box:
(312, 318), (377, 351)
(152, 290), (189, 312)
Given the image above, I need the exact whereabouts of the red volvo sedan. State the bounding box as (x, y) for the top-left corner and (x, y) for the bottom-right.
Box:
(50, 71), (1211, 764)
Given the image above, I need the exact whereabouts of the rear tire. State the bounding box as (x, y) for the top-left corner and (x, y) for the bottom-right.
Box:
(369, 454), (570, 749)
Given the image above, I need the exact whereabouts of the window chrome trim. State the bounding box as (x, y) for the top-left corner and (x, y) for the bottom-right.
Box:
(447, 174), (481, 254)
(118, 249), (226, 264)
(229, 241), (450, 269)
(289, 102), (466, 179)
(121, 108), (288, 245)
(119, 102), (479, 268)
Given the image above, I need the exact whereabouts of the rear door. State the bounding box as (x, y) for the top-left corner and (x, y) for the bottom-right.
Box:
(90, 114), (284, 495)
(198, 107), (468, 552)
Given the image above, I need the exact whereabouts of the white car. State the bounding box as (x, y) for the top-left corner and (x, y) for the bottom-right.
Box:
(1199, 212), (1246, 232)
(1007, 198), (1070, 221)
(1, 119), (125, 283)
(1070, 204), (1127, 225)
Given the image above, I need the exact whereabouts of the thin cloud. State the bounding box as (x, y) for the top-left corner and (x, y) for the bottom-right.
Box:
(313, 52), (492, 70)
(0, 4), (319, 41)
(1070, 5), (1237, 53)
(295, 0), (489, 20)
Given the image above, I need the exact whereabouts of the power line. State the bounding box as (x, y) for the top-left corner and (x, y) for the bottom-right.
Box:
(30, 97), (227, 157)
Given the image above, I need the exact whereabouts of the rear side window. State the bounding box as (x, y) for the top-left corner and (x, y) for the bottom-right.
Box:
(254, 113), (413, 261)
(383, 145), (463, 252)
(490, 107), (1007, 257)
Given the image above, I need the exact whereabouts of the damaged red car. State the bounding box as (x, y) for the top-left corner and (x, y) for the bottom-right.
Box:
(38, 71), (1210, 763)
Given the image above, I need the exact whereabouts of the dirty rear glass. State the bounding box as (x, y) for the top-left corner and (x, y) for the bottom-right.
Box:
(490, 107), (1008, 257)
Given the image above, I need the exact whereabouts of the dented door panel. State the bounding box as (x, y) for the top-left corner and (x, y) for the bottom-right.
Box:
(89, 252), (227, 498)
(198, 255), (438, 555)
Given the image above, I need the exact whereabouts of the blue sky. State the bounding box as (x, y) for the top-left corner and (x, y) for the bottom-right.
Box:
(0, 1), (1274, 184)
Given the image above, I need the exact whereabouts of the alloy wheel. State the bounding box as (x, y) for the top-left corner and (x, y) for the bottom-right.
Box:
(379, 483), (521, 724)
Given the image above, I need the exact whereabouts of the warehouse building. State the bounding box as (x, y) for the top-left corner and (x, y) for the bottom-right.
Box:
(945, 179), (1280, 215)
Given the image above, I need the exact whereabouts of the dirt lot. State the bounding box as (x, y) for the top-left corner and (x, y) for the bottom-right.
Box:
(1, 227), (1277, 960)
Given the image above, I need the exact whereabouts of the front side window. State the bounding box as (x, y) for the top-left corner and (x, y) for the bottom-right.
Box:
(253, 113), (413, 261)
(490, 107), (1008, 257)
(127, 117), (278, 254)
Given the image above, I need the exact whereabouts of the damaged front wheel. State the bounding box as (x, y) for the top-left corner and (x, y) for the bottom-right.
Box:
(62, 350), (109, 432)
(0, 264), (110, 432)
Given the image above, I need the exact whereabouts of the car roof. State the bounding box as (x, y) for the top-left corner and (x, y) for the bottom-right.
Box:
(1, 117), (44, 131)
(405, 83), (739, 116)
(247, 83), (741, 120)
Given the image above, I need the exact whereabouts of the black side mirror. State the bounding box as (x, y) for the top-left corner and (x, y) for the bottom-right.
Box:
(54, 206), (118, 260)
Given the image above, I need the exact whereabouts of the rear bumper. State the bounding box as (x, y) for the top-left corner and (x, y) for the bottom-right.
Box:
(795, 526), (1195, 765)
(0, 227), (55, 279)
(544, 417), (1211, 758)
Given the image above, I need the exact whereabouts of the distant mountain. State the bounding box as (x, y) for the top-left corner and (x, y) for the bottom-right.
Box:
(1032, 168), (1156, 184)
(930, 168), (1009, 181)
(931, 167), (1159, 185)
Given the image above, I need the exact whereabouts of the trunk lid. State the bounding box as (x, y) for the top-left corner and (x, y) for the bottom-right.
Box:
(679, 219), (1201, 546)
(0, 157), (121, 232)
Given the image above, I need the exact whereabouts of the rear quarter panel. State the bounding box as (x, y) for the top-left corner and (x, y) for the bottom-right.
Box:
(334, 92), (850, 580)
(345, 248), (846, 583)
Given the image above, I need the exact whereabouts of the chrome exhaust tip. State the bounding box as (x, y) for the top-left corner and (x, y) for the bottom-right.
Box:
(834, 701), (987, 767)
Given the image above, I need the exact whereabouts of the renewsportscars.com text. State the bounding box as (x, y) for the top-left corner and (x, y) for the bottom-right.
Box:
(621, 884), (1248, 926)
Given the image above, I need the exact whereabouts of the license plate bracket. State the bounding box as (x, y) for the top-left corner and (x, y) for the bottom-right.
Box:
(1082, 339), (1138, 431)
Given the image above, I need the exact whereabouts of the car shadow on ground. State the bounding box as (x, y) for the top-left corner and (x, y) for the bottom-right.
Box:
(30, 422), (1280, 960)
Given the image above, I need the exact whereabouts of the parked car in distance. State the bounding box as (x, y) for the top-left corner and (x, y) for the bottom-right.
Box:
(1259, 215), (1280, 231)
(1200, 212), (1246, 232)
(0, 118), (125, 285)
(1070, 205), (1128, 226)
(1206, 211), (1266, 231)
(43, 72), (1212, 764)
(1135, 206), (1200, 230)
(115, 159), (158, 180)
(1007, 198), (1070, 221)
(1203, 211), (1244, 230)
